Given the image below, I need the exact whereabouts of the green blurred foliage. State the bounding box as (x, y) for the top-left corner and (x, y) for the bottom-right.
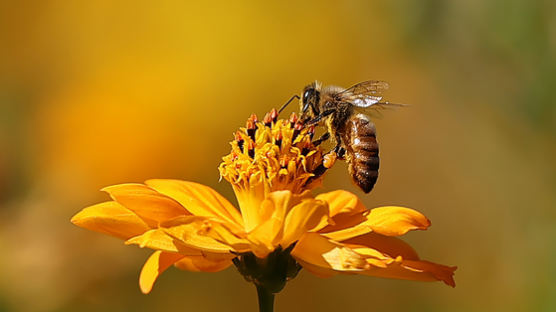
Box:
(0, 0), (554, 311)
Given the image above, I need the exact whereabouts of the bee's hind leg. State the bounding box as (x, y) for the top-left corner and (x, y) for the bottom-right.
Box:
(321, 145), (345, 170)
(332, 133), (346, 160)
(320, 135), (346, 171)
(334, 146), (346, 160)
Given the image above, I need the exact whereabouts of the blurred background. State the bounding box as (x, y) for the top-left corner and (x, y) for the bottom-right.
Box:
(1, 0), (555, 311)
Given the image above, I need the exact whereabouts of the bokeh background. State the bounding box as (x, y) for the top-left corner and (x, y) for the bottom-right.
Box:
(1, 1), (555, 311)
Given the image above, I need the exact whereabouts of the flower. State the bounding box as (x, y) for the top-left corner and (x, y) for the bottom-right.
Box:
(71, 109), (456, 297)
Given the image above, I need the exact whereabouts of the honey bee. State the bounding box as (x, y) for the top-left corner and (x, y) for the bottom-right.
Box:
(280, 80), (394, 193)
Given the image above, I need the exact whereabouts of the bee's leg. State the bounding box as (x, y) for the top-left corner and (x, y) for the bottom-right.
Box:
(322, 150), (338, 169)
(312, 132), (330, 147)
(333, 133), (346, 159)
(278, 94), (300, 114)
(305, 147), (337, 187)
(334, 146), (346, 159)
(305, 109), (335, 126)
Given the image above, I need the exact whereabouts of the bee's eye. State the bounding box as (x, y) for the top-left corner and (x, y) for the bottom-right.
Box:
(303, 90), (311, 103)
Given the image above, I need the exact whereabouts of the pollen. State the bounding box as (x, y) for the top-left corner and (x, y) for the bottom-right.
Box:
(219, 109), (332, 194)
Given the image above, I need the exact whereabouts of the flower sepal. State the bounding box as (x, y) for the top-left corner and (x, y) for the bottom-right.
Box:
(232, 244), (301, 294)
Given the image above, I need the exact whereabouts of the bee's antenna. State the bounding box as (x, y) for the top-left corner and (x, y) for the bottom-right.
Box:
(278, 94), (300, 114)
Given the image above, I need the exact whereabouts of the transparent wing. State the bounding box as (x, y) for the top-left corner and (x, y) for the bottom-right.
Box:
(349, 94), (383, 107)
(353, 101), (408, 119)
(340, 80), (390, 94)
(339, 80), (390, 108)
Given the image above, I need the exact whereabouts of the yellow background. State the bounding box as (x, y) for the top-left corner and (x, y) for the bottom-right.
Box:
(1, 1), (555, 311)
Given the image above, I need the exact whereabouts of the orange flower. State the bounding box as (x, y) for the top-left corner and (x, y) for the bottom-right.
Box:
(71, 110), (456, 298)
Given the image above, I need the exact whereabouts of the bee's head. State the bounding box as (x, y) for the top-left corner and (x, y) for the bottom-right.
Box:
(301, 81), (321, 117)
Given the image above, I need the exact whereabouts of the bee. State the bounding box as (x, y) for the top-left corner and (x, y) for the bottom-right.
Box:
(280, 80), (394, 193)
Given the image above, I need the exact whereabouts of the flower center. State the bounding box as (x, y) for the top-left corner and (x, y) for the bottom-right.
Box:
(219, 109), (334, 194)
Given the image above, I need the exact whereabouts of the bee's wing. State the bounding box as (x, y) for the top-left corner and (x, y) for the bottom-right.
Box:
(353, 102), (408, 119)
(348, 94), (384, 107)
(339, 80), (390, 108)
(340, 80), (390, 95)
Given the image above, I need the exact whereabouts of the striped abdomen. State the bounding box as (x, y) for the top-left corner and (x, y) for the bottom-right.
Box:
(341, 113), (379, 193)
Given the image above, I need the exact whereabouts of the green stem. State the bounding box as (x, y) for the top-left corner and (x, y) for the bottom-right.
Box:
(256, 285), (274, 312)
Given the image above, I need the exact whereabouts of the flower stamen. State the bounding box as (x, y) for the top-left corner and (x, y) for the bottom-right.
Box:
(274, 131), (283, 149)
(247, 114), (257, 142)
(235, 131), (244, 152)
(248, 140), (256, 159)
(219, 110), (331, 198)
(270, 108), (279, 123)
(289, 112), (298, 127)
(292, 121), (303, 142)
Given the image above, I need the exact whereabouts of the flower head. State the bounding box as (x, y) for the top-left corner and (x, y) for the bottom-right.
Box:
(220, 110), (328, 193)
(71, 109), (456, 296)
(219, 110), (334, 232)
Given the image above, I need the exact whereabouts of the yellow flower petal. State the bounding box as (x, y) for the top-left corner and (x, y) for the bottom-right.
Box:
(71, 201), (149, 240)
(342, 232), (419, 260)
(145, 179), (243, 229)
(316, 190), (366, 217)
(322, 245), (369, 271)
(281, 199), (330, 248)
(232, 183), (266, 232)
(315, 191), (372, 241)
(403, 259), (457, 287)
(295, 234), (456, 286)
(174, 255), (233, 272)
(320, 222), (371, 242)
(365, 206), (431, 236)
(246, 191), (293, 253)
(292, 233), (368, 272)
(295, 259), (337, 278)
(360, 259), (457, 287)
(125, 229), (202, 255)
(161, 216), (235, 253)
(321, 206), (431, 241)
(200, 221), (253, 253)
(257, 190), (294, 228)
(139, 251), (184, 294)
(102, 183), (189, 227)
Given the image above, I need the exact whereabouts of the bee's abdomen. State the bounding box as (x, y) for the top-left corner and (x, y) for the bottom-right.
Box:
(342, 114), (379, 193)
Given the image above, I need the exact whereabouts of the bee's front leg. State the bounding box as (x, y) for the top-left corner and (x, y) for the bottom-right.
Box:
(312, 132), (330, 147)
(304, 109), (335, 127)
